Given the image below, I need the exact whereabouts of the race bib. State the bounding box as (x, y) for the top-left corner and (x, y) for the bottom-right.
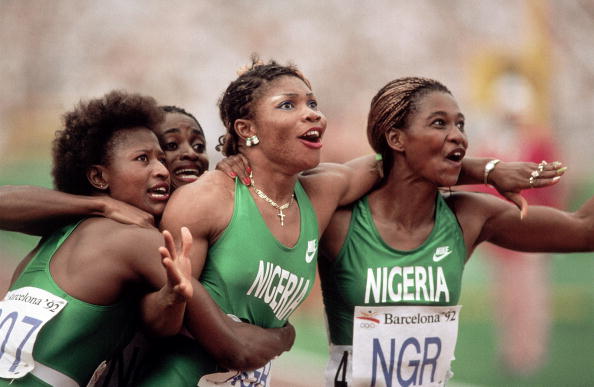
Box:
(197, 362), (272, 387)
(197, 314), (272, 387)
(0, 287), (67, 379)
(352, 305), (461, 387)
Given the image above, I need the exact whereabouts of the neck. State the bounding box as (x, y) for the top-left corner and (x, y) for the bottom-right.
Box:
(369, 162), (438, 229)
(247, 159), (298, 202)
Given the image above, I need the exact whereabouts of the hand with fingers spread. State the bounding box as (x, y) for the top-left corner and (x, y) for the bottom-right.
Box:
(487, 160), (567, 218)
(140, 227), (194, 337)
(160, 227), (193, 303)
(215, 153), (252, 186)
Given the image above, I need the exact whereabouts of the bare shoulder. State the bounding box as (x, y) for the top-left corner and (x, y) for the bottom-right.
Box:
(197, 170), (237, 190)
(161, 170), (236, 236)
(77, 218), (163, 256)
(444, 190), (520, 249)
(166, 171), (234, 213)
(172, 171), (234, 201)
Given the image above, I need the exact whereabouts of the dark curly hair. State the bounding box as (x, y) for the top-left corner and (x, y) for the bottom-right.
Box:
(216, 55), (311, 156)
(52, 90), (164, 195)
(367, 77), (451, 180)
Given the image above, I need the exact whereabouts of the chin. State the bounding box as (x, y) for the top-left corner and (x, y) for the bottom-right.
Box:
(435, 175), (458, 188)
(149, 204), (166, 217)
(290, 158), (319, 174)
(305, 153), (322, 169)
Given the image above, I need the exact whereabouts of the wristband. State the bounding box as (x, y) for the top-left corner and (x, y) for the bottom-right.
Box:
(483, 159), (500, 185)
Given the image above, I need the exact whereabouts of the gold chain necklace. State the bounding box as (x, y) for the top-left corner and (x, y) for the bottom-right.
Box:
(250, 173), (294, 226)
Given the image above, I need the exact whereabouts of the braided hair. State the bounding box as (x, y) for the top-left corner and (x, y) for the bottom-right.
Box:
(217, 55), (311, 156)
(367, 77), (451, 180)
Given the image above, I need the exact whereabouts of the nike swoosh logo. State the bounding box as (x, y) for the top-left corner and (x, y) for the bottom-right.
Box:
(305, 240), (317, 263)
(433, 250), (452, 262)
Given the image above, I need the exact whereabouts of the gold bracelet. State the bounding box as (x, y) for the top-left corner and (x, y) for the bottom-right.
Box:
(483, 159), (501, 185)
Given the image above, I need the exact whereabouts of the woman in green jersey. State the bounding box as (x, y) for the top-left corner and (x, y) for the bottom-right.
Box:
(140, 58), (564, 387)
(319, 77), (591, 387)
(0, 67), (561, 386)
(0, 90), (194, 386)
(0, 91), (293, 386)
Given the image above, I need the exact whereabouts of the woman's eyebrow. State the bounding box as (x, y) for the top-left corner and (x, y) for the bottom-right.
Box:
(162, 127), (181, 135)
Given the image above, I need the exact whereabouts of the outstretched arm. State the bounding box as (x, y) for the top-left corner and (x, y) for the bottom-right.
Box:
(459, 191), (594, 253)
(319, 156), (567, 209)
(457, 158), (566, 216)
(0, 185), (154, 235)
(219, 154), (566, 220)
(300, 154), (379, 205)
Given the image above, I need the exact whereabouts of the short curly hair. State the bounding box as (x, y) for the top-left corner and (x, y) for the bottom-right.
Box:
(52, 90), (164, 195)
(216, 55), (310, 156)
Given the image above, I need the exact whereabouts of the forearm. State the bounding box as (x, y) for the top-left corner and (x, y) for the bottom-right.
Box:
(0, 185), (104, 235)
(457, 157), (489, 185)
(185, 280), (292, 370)
(230, 321), (294, 366)
(483, 193), (594, 253)
(140, 286), (187, 337)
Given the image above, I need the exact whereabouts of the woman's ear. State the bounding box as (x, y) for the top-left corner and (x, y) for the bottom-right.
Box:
(386, 128), (406, 152)
(234, 119), (256, 142)
(87, 166), (109, 191)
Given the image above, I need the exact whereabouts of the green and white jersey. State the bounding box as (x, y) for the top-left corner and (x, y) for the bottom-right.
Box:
(322, 193), (466, 346)
(0, 221), (137, 387)
(204, 178), (319, 327)
(135, 179), (319, 386)
(321, 193), (466, 386)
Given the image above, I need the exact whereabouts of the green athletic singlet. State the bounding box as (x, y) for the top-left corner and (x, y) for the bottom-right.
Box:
(322, 193), (466, 346)
(0, 221), (137, 387)
(321, 194), (466, 386)
(135, 179), (319, 386)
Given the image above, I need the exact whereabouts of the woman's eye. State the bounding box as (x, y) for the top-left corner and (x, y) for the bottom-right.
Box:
(278, 101), (294, 110)
(432, 119), (446, 127)
(456, 122), (465, 132)
(136, 154), (149, 162)
(163, 142), (178, 151)
(193, 143), (205, 153)
(308, 100), (318, 109)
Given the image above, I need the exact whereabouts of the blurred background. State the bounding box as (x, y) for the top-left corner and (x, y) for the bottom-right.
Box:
(1, 0), (593, 385)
